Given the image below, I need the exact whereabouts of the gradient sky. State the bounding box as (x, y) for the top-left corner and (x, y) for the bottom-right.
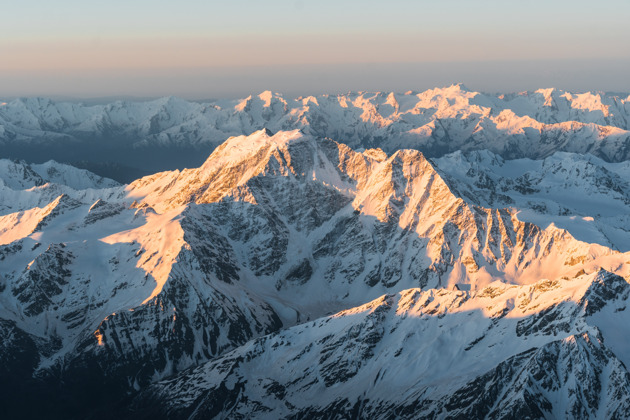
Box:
(2, 0), (629, 99)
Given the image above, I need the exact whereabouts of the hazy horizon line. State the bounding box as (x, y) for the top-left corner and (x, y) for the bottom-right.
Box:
(3, 58), (629, 100)
(2, 83), (630, 106)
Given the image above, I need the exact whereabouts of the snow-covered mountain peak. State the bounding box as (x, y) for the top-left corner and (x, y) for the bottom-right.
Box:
(129, 130), (366, 211)
(384, 91), (399, 108)
(562, 91), (610, 115)
(127, 129), (454, 218)
(206, 128), (303, 163)
(257, 90), (278, 106)
(234, 91), (288, 113)
(535, 87), (558, 98)
(0, 158), (121, 217)
(416, 83), (480, 109)
(428, 82), (474, 95)
(197, 128), (319, 181)
(121, 130), (629, 296)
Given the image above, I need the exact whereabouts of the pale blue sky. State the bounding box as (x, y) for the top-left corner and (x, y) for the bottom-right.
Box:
(1, 0), (629, 98)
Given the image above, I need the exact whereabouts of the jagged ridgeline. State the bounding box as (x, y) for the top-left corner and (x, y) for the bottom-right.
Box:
(0, 128), (629, 418)
(1, 86), (630, 182)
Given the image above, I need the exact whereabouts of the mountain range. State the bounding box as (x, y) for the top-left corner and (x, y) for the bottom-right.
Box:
(1, 87), (630, 418)
(1, 85), (629, 182)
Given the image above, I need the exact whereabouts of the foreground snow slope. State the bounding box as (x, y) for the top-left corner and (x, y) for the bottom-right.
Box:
(131, 270), (630, 419)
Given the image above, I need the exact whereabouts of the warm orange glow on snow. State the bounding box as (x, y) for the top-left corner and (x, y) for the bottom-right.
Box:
(94, 330), (104, 346)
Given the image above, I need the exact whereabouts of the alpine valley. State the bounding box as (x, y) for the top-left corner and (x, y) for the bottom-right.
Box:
(1, 86), (630, 419)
